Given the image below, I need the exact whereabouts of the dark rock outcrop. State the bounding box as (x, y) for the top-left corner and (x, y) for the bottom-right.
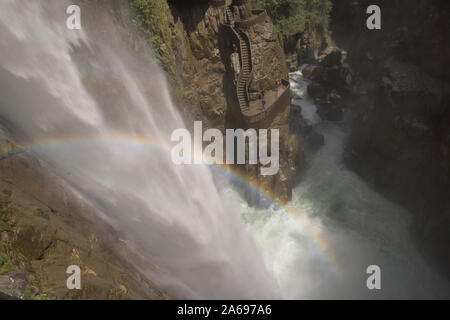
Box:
(0, 137), (166, 300)
(332, 0), (450, 274)
(165, 1), (300, 205)
(301, 47), (351, 122)
(307, 82), (327, 99)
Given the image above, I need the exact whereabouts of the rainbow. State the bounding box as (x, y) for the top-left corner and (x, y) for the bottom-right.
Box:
(0, 132), (344, 273)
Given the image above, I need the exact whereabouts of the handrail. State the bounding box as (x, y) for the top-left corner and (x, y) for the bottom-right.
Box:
(245, 80), (291, 124)
(235, 28), (252, 110)
(225, 6), (252, 112)
(221, 7), (290, 124)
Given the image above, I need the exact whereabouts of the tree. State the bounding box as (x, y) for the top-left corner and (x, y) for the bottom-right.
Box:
(251, 0), (332, 38)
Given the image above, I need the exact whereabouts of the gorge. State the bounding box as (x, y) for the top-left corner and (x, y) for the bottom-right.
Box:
(0, 0), (449, 300)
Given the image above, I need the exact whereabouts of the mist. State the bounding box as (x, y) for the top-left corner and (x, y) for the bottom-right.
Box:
(0, 0), (449, 300)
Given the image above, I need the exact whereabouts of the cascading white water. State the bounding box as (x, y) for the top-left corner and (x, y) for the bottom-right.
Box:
(0, 0), (279, 299)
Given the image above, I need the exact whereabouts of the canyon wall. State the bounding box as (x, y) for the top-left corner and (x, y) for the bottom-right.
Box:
(331, 0), (450, 273)
(138, 0), (300, 204)
(0, 137), (166, 300)
(0, 0), (300, 298)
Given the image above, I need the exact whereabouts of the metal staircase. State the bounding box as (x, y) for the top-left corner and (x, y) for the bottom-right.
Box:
(235, 31), (251, 112)
(226, 6), (251, 113)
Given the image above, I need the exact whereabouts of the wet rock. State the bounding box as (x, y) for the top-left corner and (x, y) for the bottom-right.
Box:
(302, 65), (325, 82)
(298, 46), (316, 65)
(286, 55), (299, 72)
(328, 90), (343, 104)
(323, 66), (349, 89)
(316, 100), (343, 122)
(0, 291), (16, 300)
(303, 64), (352, 94)
(307, 82), (327, 99)
(319, 49), (342, 68)
(305, 131), (325, 150)
(0, 271), (30, 299)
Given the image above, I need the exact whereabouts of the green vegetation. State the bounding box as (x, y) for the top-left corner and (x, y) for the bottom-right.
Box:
(131, 0), (176, 74)
(251, 0), (332, 38)
(0, 242), (14, 275)
(107, 288), (123, 300)
(0, 189), (13, 231)
(0, 219), (12, 232)
(0, 240), (30, 275)
(24, 278), (56, 300)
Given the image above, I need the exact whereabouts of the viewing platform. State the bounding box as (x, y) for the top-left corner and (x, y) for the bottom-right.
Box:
(245, 79), (291, 124)
(221, 5), (291, 125)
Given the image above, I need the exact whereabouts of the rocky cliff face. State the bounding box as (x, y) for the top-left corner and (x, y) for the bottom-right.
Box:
(154, 0), (300, 205)
(0, 0), (174, 299)
(331, 0), (450, 273)
(0, 137), (166, 300)
(167, 1), (229, 130)
(0, 0), (300, 299)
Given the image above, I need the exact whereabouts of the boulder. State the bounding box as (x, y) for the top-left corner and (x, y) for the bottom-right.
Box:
(307, 82), (327, 99)
(320, 49), (342, 68)
(323, 66), (348, 88)
(316, 100), (343, 122)
(302, 65), (325, 82)
(298, 46), (316, 65)
(286, 55), (299, 72)
(0, 272), (30, 300)
(328, 90), (344, 105)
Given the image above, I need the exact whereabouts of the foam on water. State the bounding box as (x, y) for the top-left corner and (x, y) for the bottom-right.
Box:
(221, 69), (450, 299)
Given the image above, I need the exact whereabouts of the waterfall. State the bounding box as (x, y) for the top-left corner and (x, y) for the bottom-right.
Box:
(228, 69), (450, 299)
(0, 0), (278, 299)
(1, 0), (449, 300)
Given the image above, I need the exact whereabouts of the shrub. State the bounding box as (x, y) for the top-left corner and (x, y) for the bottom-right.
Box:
(131, 0), (176, 74)
(251, 0), (332, 37)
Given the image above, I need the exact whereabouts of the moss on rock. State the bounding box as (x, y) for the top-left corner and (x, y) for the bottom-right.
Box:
(131, 0), (177, 74)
